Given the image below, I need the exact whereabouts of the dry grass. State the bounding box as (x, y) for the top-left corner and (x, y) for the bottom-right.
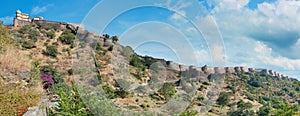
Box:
(0, 45), (31, 74)
(0, 80), (42, 116)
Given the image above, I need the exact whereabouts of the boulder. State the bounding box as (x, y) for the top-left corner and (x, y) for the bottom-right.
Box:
(23, 98), (48, 116)
(104, 38), (113, 47)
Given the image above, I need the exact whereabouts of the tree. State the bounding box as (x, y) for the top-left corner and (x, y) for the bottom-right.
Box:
(103, 34), (110, 38)
(58, 29), (75, 45)
(111, 36), (118, 43)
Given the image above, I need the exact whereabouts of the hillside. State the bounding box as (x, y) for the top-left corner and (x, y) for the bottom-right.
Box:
(0, 18), (299, 116)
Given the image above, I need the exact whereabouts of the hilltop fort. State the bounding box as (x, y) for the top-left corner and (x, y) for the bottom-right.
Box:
(13, 10), (83, 32)
(12, 10), (290, 80)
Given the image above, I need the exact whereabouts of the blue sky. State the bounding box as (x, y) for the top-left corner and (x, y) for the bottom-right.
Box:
(1, 0), (299, 79)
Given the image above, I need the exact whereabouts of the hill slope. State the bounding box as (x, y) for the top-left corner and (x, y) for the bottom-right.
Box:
(0, 20), (299, 116)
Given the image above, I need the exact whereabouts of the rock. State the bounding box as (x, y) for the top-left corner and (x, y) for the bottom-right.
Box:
(166, 61), (180, 72)
(179, 65), (188, 72)
(18, 72), (30, 82)
(104, 38), (113, 47)
(23, 98), (48, 116)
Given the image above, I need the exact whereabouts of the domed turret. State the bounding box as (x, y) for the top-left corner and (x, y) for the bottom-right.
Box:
(16, 10), (21, 14)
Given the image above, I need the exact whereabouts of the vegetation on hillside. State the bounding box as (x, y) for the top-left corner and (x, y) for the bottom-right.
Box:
(0, 22), (299, 116)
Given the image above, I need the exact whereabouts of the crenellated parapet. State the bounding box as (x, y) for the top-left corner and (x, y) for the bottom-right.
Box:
(165, 60), (287, 79)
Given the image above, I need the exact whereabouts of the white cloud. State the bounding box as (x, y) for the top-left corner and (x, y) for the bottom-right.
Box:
(31, 5), (51, 15)
(0, 16), (14, 25)
(164, 0), (192, 25)
(255, 41), (300, 71)
(194, 49), (211, 65)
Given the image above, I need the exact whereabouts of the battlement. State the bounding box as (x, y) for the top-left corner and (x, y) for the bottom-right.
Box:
(13, 10), (83, 33)
(165, 60), (287, 79)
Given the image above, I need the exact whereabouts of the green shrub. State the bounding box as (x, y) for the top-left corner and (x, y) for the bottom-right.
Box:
(21, 40), (36, 49)
(202, 82), (210, 85)
(46, 30), (55, 39)
(248, 77), (263, 87)
(237, 100), (253, 109)
(18, 25), (31, 34)
(143, 56), (156, 68)
(130, 54), (144, 68)
(158, 83), (176, 100)
(227, 85), (237, 94)
(217, 92), (231, 106)
(49, 83), (93, 115)
(198, 85), (207, 91)
(70, 41), (77, 48)
(108, 45), (113, 51)
(257, 106), (271, 116)
(67, 69), (73, 75)
(45, 45), (58, 57)
(102, 85), (116, 99)
(28, 29), (39, 42)
(227, 108), (255, 116)
(115, 88), (129, 98)
(58, 29), (75, 45)
(179, 110), (198, 116)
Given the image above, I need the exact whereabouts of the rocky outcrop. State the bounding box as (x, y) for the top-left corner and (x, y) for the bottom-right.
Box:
(23, 98), (48, 116)
(104, 38), (114, 47)
(166, 61), (180, 72)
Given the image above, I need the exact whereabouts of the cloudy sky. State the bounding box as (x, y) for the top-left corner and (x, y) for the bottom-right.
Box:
(1, 0), (299, 79)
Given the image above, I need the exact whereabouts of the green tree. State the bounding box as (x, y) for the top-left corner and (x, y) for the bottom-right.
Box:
(111, 36), (118, 43)
(103, 34), (110, 38)
(58, 29), (75, 44)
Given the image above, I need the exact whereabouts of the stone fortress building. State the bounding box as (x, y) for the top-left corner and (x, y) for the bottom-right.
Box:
(13, 10), (83, 31)
(14, 10), (43, 27)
